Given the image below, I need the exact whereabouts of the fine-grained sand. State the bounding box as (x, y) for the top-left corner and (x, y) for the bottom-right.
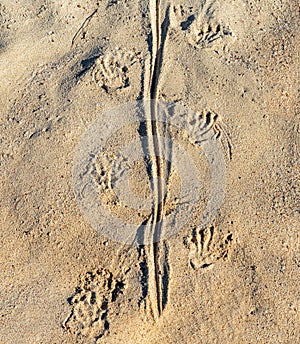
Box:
(0, 1), (299, 343)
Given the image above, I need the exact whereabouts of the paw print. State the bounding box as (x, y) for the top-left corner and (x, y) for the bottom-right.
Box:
(92, 48), (141, 93)
(185, 225), (233, 270)
(63, 269), (126, 342)
(169, 2), (235, 51)
(91, 151), (130, 192)
(188, 20), (234, 50)
(170, 107), (221, 144)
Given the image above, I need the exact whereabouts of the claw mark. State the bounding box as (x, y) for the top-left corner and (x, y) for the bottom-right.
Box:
(171, 106), (233, 160)
(213, 119), (233, 161)
(186, 225), (233, 271)
(170, 1), (235, 51)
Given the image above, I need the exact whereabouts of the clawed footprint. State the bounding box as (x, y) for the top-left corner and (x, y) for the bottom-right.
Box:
(170, 2), (235, 50)
(186, 225), (233, 270)
(92, 48), (141, 92)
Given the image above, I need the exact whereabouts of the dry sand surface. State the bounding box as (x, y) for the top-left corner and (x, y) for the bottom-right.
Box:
(0, 0), (299, 343)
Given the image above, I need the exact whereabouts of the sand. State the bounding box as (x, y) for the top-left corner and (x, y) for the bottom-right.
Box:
(0, 0), (299, 343)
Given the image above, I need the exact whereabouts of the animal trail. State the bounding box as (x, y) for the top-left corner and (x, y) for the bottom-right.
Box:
(63, 268), (126, 343)
(185, 224), (233, 270)
(92, 48), (141, 93)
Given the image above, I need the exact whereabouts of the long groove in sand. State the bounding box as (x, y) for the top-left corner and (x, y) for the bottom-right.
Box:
(149, 0), (165, 317)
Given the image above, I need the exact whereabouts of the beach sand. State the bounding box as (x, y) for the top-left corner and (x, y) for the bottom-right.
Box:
(0, 1), (299, 343)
